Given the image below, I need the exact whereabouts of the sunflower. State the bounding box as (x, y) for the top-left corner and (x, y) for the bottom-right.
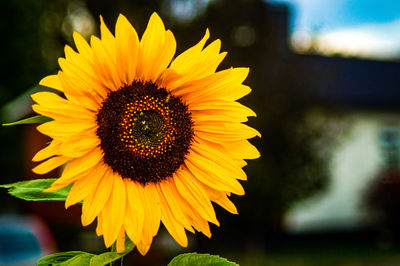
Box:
(31, 12), (260, 255)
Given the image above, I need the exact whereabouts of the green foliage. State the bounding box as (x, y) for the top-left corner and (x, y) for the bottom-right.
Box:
(2, 115), (51, 126)
(168, 253), (238, 266)
(37, 251), (89, 266)
(0, 179), (69, 201)
(37, 239), (135, 266)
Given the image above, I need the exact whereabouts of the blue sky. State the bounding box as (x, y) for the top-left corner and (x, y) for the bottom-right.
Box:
(267, 0), (400, 59)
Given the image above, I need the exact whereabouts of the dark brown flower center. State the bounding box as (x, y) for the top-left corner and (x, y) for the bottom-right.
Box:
(96, 80), (194, 185)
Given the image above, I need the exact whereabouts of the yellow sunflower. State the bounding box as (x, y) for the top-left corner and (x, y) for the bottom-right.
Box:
(31, 12), (260, 255)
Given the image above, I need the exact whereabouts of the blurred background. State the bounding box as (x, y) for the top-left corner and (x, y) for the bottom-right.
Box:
(1, 0), (400, 265)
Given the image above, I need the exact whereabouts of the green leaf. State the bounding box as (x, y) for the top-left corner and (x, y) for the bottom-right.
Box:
(37, 238), (135, 266)
(2, 115), (52, 126)
(89, 238), (135, 266)
(60, 253), (93, 265)
(0, 179), (70, 201)
(168, 253), (238, 266)
(37, 251), (90, 266)
(0, 86), (42, 123)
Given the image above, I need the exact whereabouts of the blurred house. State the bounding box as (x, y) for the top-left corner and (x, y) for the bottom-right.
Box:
(285, 56), (400, 233)
(262, 4), (400, 234)
(197, 0), (400, 239)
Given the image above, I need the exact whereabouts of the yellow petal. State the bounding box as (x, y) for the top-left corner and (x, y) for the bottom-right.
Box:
(137, 12), (176, 82)
(158, 183), (188, 247)
(58, 58), (105, 102)
(201, 184), (238, 214)
(140, 184), (161, 246)
(169, 29), (210, 74)
(174, 170), (218, 224)
(195, 121), (261, 142)
(31, 89), (96, 120)
(64, 45), (97, 81)
(136, 241), (151, 256)
(174, 193), (212, 237)
(81, 164), (113, 226)
(189, 99), (256, 117)
(96, 215), (103, 236)
(60, 134), (100, 158)
(90, 36), (120, 91)
(101, 173), (126, 247)
(60, 49), (104, 110)
(73, 31), (93, 61)
(152, 30), (176, 82)
(116, 227), (126, 253)
(31, 91), (67, 107)
(99, 16), (121, 90)
(39, 75), (63, 91)
(191, 109), (249, 123)
(185, 155), (245, 195)
(161, 30), (227, 90)
(219, 139), (260, 160)
(32, 140), (61, 162)
(158, 180), (194, 231)
(124, 181), (145, 246)
(174, 68), (250, 104)
(33, 156), (69, 175)
(48, 147), (103, 189)
(115, 14), (140, 85)
(36, 119), (96, 141)
(65, 165), (103, 208)
(191, 139), (247, 180)
(187, 145), (246, 182)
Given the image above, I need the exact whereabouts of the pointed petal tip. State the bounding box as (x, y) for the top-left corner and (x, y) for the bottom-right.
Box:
(234, 185), (245, 196)
(64, 44), (73, 55)
(30, 93), (39, 103)
(32, 166), (44, 175)
(147, 12), (165, 31)
(81, 217), (89, 227)
(116, 229), (126, 253)
(103, 232), (115, 248)
(116, 243), (125, 254)
(212, 219), (220, 227)
(31, 152), (41, 162)
(116, 13), (129, 26)
(242, 66), (250, 76)
(65, 200), (73, 210)
(203, 230), (212, 238)
(38, 76), (51, 87)
(150, 12), (161, 20)
(136, 241), (151, 256)
(72, 31), (80, 38)
(38, 78), (46, 87)
(38, 74), (62, 91)
(202, 28), (210, 42)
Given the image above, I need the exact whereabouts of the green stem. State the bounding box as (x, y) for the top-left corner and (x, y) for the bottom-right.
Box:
(110, 243), (116, 266)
